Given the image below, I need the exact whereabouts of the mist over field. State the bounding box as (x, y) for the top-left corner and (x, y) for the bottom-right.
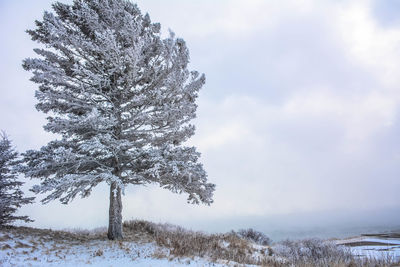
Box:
(188, 207), (400, 241)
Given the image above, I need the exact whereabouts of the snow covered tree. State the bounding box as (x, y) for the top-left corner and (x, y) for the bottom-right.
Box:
(0, 132), (34, 226)
(22, 0), (215, 240)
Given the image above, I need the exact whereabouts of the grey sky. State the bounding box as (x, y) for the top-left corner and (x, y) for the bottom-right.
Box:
(1, 0), (399, 233)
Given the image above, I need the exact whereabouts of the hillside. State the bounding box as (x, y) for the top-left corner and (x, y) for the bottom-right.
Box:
(1, 220), (399, 266)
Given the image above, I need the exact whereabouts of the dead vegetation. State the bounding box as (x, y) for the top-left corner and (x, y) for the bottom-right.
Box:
(236, 228), (271, 246)
(0, 225), (106, 243)
(272, 238), (353, 266)
(123, 220), (271, 265)
(272, 238), (400, 267)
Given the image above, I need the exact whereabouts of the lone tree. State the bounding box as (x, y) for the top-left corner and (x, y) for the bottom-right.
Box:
(0, 132), (34, 226)
(22, 0), (215, 240)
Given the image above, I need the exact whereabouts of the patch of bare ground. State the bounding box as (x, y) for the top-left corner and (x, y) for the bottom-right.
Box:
(362, 232), (400, 239)
(344, 241), (400, 247)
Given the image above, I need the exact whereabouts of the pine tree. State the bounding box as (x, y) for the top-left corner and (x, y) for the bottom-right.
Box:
(0, 132), (34, 226)
(22, 0), (215, 239)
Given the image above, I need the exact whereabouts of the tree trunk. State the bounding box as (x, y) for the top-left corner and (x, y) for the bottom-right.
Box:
(107, 182), (123, 240)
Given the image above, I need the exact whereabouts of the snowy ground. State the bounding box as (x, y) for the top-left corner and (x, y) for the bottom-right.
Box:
(0, 228), (246, 267)
(2, 225), (400, 266)
(335, 235), (400, 261)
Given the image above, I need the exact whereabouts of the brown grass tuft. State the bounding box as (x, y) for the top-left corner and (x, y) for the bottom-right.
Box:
(152, 248), (168, 259)
(93, 249), (104, 257)
(15, 241), (31, 249)
(1, 244), (12, 250)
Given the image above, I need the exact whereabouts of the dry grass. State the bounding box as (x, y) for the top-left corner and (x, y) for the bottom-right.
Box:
(1, 244), (11, 250)
(123, 220), (273, 265)
(14, 241), (31, 249)
(152, 248), (169, 259)
(272, 238), (400, 267)
(0, 225), (106, 244)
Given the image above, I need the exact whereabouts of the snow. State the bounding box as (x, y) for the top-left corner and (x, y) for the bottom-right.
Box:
(335, 236), (400, 261)
(0, 228), (265, 267)
(0, 230), (235, 267)
(351, 245), (400, 260)
(2, 226), (400, 266)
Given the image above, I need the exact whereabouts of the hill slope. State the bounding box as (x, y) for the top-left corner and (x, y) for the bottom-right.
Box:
(1, 220), (399, 266)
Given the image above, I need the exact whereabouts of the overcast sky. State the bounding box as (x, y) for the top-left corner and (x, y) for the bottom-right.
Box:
(1, 0), (400, 235)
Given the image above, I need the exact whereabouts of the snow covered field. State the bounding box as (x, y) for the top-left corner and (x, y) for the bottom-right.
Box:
(1, 223), (399, 267)
(336, 235), (400, 261)
(0, 224), (270, 267)
(0, 227), (239, 267)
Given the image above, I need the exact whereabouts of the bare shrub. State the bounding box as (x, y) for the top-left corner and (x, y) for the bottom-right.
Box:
(123, 220), (157, 236)
(122, 220), (273, 265)
(270, 237), (400, 267)
(356, 253), (400, 267)
(273, 238), (354, 266)
(235, 228), (271, 246)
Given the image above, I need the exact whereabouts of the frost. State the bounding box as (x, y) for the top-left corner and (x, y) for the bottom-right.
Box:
(0, 132), (34, 225)
(22, 0), (214, 239)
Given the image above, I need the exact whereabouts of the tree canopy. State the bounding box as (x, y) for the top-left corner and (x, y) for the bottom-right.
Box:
(22, 0), (214, 239)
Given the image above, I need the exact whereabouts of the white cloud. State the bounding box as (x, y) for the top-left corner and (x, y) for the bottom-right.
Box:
(333, 0), (400, 87)
(194, 122), (248, 151)
(138, 0), (316, 39)
(283, 89), (398, 144)
(5, 0), (400, 230)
